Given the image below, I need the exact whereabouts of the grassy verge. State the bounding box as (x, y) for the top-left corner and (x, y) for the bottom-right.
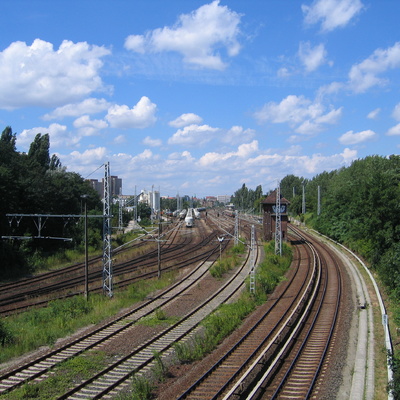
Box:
(209, 239), (246, 278)
(0, 271), (177, 365)
(107, 240), (292, 399)
(0, 351), (108, 400)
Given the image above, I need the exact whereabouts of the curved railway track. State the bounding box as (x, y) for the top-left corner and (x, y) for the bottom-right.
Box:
(0, 217), (348, 399)
(168, 225), (344, 400)
(0, 216), (257, 399)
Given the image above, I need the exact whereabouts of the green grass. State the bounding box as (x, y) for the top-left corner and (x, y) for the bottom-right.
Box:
(0, 351), (108, 400)
(175, 241), (293, 363)
(138, 307), (180, 327)
(209, 239), (246, 278)
(0, 271), (177, 365)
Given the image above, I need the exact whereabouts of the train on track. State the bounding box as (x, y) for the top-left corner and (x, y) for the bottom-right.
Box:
(185, 208), (194, 227)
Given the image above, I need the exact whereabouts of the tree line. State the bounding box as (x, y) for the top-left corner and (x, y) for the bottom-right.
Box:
(231, 156), (400, 396)
(0, 126), (103, 279)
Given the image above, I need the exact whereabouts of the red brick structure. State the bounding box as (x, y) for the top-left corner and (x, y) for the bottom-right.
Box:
(261, 190), (290, 242)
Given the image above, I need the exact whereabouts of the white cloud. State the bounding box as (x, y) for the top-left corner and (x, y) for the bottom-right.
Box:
(124, 0), (242, 70)
(222, 125), (255, 144)
(198, 140), (258, 167)
(253, 95), (342, 134)
(392, 103), (400, 121)
(43, 98), (111, 120)
(114, 135), (126, 144)
(142, 136), (162, 147)
(367, 108), (380, 119)
(18, 123), (79, 150)
(387, 123), (400, 136)
(348, 42), (400, 93)
(169, 113), (203, 128)
(302, 0), (364, 32)
(0, 39), (110, 109)
(339, 129), (377, 145)
(73, 115), (108, 136)
(105, 96), (157, 129)
(168, 124), (220, 146)
(298, 42), (328, 72)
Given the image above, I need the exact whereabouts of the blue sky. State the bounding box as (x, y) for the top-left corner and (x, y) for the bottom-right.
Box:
(1, 0), (400, 198)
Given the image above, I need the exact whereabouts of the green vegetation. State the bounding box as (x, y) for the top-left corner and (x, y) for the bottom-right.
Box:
(231, 183), (263, 213)
(277, 155), (400, 398)
(0, 126), (154, 281)
(0, 126), (103, 280)
(138, 307), (180, 327)
(175, 241), (292, 363)
(0, 351), (108, 400)
(0, 272), (177, 364)
(209, 239), (246, 278)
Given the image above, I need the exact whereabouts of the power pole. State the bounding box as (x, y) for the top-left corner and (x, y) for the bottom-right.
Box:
(234, 210), (239, 246)
(275, 182), (282, 256)
(302, 184), (306, 214)
(134, 185), (138, 222)
(103, 161), (113, 297)
(118, 187), (123, 233)
(249, 224), (256, 294)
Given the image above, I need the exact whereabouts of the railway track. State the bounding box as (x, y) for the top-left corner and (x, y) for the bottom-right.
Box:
(0, 218), (226, 315)
(0, 217), (256, 398)
(167, 225), (343, 400)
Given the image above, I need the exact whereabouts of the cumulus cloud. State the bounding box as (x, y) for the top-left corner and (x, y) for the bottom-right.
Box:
(339, 129), (377, 145)
(392, 103), (400, 121)
(114, 135), (126, 144)
(0, 39), (110, 109)
(169, 113), (203, 128)
(43, 98), (111, 120)
(124, 0), (242, 70)
(18, 123), (79, 150)
(367, 108), (380, 119)
(253, 95), (342, 135)
(142, 136), (162, 147)
(387, 124), (400, 136)
(105, 96), (157, 129)
(302, 0), (364, 32)
(198, 140), (258, 167)
(73, 115), (108, 136)
(298, 42), (329, 72)
(348, 42), (400, 93)
(168, 124), (220, 146)
(222, 126), (255, 144)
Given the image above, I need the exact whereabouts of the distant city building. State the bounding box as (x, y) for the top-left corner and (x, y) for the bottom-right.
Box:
(109, 176), (122, 197)
(138, 189), (160, 217)
(87, 175), (122, 199)
(88, 179), (103, 198)
(217, 195), (231, 204)
(205, 196), (217, 207)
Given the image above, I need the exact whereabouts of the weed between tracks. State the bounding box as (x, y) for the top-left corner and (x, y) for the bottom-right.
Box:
(125, 240), (292, 400)
(0, 271), (177, 365)
(0, 351), (108, 400)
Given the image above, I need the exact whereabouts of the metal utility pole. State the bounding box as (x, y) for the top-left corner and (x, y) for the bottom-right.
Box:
(82, 195), (89, 300)
(302, 184), (306, 214)
(103, 161), (113, 297)
(157, 221), (162, 279)
(134, 185), (138, 222)
(118, 191), (123, 233)
(275, 182), (282, 256)
(249, 225), (256, 294)
(317, 185), (321, 216)
(234, 210), (239, 246)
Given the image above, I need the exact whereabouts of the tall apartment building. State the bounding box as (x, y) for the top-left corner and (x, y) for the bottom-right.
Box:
(87, 175), (122, 199)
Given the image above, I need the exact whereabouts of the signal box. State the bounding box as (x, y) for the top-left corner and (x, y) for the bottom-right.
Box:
(261, 190), (290, 242)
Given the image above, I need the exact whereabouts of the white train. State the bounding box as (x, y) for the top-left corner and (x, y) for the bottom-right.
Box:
(185, 208), (194, 227)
